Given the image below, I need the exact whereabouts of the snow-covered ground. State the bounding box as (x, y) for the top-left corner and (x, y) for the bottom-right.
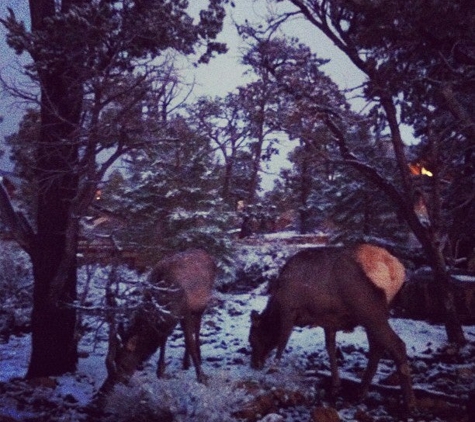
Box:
(1, 244), (475, 421)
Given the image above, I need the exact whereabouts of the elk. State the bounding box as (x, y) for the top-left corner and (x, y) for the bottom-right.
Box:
(101, 249), (216, 392)
(249, 244), (416, 410)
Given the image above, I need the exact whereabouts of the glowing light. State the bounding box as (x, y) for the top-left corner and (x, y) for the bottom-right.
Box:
(409, 163), (433, 177)
(421, 168), (433, 177)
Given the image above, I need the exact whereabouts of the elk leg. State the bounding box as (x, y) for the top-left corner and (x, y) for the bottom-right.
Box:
(157, 338), (167, 378)
(386, 331), (416, 410)
(194, 312), (203, 363)
(366, 323), (416, 410)
(183, 312), (203, 370)
(183, 326), (190, 370)
(180, 318), (193, 370)
(324, 328), (341, 396)
(181, 315), (206, 383)
(275, 312), (295, 361)
(359, 331), (384, 399)
(183, 347), (190, 370)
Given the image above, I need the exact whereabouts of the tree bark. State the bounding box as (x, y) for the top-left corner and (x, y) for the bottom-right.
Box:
(222, 157), (234, 205)
(426, 242), (467, 344)
(26, 0), (83, 377)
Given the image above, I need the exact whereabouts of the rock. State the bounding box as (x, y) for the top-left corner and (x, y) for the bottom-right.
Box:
(353, 408), (374, 422)
(396, 270), (475, 323)
(233, 384), (308, 421)
(27, 377), (58, 389)
(0, 310), (15, 341)
(234, 393), (275, 421)
(310, 406), (340, 422)
(258, 414), (284, 422)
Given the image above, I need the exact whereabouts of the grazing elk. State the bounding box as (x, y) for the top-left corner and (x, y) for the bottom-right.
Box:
(249, 244), (416, 410)
(101, 249), (216, 392)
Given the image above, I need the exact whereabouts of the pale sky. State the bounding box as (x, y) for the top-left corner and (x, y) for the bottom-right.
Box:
(189, 1), (365, 98)
(187, 1), (366, 188)
(0, 1), (30, 171)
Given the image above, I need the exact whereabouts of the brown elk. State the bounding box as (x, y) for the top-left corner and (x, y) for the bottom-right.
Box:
(101, 249), (216, 392)
(249, 244), (416, 410)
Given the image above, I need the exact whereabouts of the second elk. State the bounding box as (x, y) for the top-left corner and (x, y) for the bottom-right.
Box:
(106, 249), (216, 387)
(249, 244), (416, 410)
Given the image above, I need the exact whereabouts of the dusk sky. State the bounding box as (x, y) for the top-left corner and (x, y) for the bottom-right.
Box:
(0, 1), (365, 178)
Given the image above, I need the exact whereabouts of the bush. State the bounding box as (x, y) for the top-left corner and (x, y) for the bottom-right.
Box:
(0, 240), (33, 335)
(104, 374), (250, 422)
(222, 243), (293, 292)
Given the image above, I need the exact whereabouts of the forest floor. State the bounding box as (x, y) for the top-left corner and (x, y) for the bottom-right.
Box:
(1, 238), (475, 421)
(1, 286), (475, 422)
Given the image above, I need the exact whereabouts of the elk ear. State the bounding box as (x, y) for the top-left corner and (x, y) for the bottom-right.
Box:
(250, 310), (261, 327)
(125, 335), (139, 352)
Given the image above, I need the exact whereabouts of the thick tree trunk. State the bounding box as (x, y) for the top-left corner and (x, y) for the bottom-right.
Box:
(28, 254), (78, 377)
(26, 0), (83, 376)
(26, 79), (81, 376)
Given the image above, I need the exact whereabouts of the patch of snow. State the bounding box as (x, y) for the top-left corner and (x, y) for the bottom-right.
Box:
(0, 335), (30, 382)
(258, 413), (284, 422)
(452, 274), (475, 283)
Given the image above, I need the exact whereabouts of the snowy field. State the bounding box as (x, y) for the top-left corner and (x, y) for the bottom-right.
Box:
(1, 244), (475, 421)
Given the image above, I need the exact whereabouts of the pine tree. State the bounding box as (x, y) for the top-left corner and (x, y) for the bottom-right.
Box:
(110, 116), (233, 267)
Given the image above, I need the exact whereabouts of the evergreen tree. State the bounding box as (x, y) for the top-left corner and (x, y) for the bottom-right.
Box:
(110, 116), (232, 266)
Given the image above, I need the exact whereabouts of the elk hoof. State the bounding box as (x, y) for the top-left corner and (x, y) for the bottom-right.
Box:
(197, 372), (208, 385)
(266, 358), (281, 374)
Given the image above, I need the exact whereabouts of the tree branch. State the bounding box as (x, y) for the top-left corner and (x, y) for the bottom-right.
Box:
(0, 178), (35, 255)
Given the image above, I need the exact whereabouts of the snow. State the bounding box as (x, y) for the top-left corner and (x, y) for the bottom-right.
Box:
(0, 335), (30, 381)
(1, 245), (475, 421)
(453, 274), (475, 283)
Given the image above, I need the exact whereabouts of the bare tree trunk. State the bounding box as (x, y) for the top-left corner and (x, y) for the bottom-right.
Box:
(26, 0), (83, 377)
(425, 241), (466, 344)
(380, 98), (466, 345)
(248, 142), (263, 205)
(247, 97), (266, 205)
(26, 84), (81, 376)
(222, 157), (234, 205)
